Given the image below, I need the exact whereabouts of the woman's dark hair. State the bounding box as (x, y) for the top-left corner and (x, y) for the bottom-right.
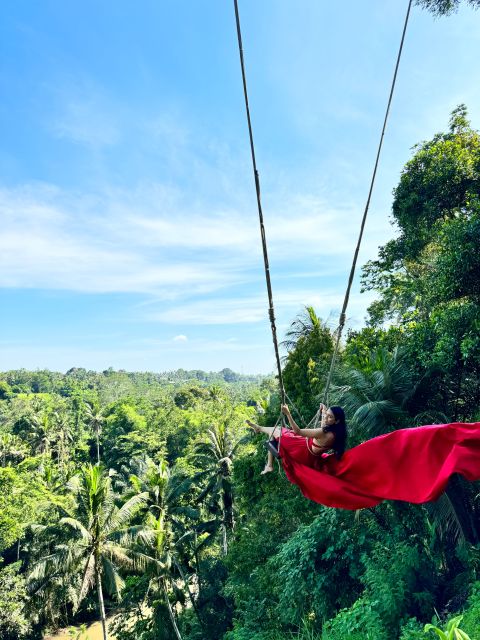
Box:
(326, 406), (347, 459)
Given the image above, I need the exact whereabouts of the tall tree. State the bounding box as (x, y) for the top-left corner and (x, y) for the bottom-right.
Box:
(281, 307), (334, 420)
(84, 402), (104, 464)
(26, 411), (54, 457)
(194, 412), (247, 555)
(52, 408), (75, 473)
(361, 107), (480, 421)
(129, 458), (203, 640)
(281, 305), (324, 353)
(29, 464), (150, 640)
(359, 106), (480, 543)
(334, 347), (418, 442)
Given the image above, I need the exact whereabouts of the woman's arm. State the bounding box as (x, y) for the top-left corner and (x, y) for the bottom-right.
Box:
(280, 404), (302, 434)
(296, 427), (327, 437)
(281, 405), (328, 438)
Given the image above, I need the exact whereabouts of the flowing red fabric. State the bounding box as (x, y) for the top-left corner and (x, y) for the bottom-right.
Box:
(276, 423), (480, 510)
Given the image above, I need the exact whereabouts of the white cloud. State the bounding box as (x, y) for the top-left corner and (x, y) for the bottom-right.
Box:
(173, 334), (188, 342)
(0, 181), (385, 297)
(145, 289), (375, 327)
(0, 185), (240, 295)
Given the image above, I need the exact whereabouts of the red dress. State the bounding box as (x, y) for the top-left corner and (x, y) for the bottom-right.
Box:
(276, 423), (480, 510)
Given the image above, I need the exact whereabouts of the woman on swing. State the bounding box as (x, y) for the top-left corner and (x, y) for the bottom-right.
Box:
(247, 404), (480, 511)
(247, 403), (347, 474)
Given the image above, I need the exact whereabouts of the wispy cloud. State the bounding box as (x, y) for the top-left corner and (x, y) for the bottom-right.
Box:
(0, 180), (383, 299)
(144, 290), (375, 328)
(0, 184), (242, 295)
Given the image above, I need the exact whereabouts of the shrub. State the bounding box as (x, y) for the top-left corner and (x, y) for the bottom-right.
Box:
(320, 596), (387, 640)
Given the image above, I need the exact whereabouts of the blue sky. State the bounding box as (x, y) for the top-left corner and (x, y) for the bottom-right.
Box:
(1, 1), (479, 374)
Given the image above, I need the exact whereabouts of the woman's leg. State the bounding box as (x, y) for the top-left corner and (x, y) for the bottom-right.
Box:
(245, 420), (277, 437)
(246, 421), (278, 474)
(261, 450), (274, 474)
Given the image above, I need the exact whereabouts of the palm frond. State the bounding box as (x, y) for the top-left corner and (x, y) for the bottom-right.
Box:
(352, 400), (406, 438)
(165, 473), (196, 504)
(59, 517), (92, 543)
(66, 473), (82, 495)
(128, 550), (166, 574)
(108, 524), (145, 546)
(424, 493), (468, 546)
(101, 556), (125, 600)
(29, 545), (81, 582)
(107, 492), (148, 532)
(76, 552), (95, 609)
(134, 528), (158, 548)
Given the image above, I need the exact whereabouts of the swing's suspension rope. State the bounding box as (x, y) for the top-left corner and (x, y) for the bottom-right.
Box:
(233, 0), (412, 416)
(233, 0), (286, 407)
(322, 0), (413, 407)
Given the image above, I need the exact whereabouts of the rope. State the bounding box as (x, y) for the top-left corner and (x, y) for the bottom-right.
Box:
(233, 0), (412, 416)
(284, 391), (309, 429)
(233, 0), (286, 406)
(322, 0), (413, 406)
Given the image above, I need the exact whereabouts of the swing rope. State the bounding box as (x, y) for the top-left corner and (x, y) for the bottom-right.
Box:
(233, 0), (286, 408)
(233, 0), (412, 423)
(322, 0), (413, 407)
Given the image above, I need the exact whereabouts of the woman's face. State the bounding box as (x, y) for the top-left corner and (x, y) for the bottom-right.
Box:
(325, 409), (338, 426)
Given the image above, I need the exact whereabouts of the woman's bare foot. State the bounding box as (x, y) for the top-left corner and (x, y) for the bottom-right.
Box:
(246, 419), (260, 433)
(260, 464), (274, 475)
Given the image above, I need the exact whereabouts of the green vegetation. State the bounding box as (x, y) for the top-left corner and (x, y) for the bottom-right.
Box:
(2, 108), (480, 639)
(416, 0), (480, 16)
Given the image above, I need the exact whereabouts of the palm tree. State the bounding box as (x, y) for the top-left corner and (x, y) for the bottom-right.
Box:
(84, 402), (104, 464)
(280, 307), (334, 420)
(281, 305), (324, 354)
(29, 464), (151, 640)
(129, 458), (204, 640)
(209, 385), (226, 402)
(336, 348), (480, 548)
(333, 347), (417, 442)
(52, 409), (75, 473)
(194, 415), (247, 555)
(141, 511), (184, 639)
(27, 412), (55, 456)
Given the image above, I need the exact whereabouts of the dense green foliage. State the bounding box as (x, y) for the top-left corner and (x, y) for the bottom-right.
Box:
(415, 0), (480, 16)
(2, 107), (480, 639)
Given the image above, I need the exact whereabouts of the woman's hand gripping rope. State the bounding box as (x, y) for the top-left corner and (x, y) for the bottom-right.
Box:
(281, 404), (302, 435)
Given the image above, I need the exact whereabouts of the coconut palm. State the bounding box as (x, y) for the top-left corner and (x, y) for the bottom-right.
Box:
(129, 458), (204, 640)
(281, 305), (324, 354)
(194, 415), (247, 555)
(333, 347), (417, 442)
(207, 384), (223, 400)
(52, 409), (75, 473)
(84, 402), (104, 464)
(27, 411), (55, 457)
(280, 307), (334, 420)
(29, 464), (151, 640)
